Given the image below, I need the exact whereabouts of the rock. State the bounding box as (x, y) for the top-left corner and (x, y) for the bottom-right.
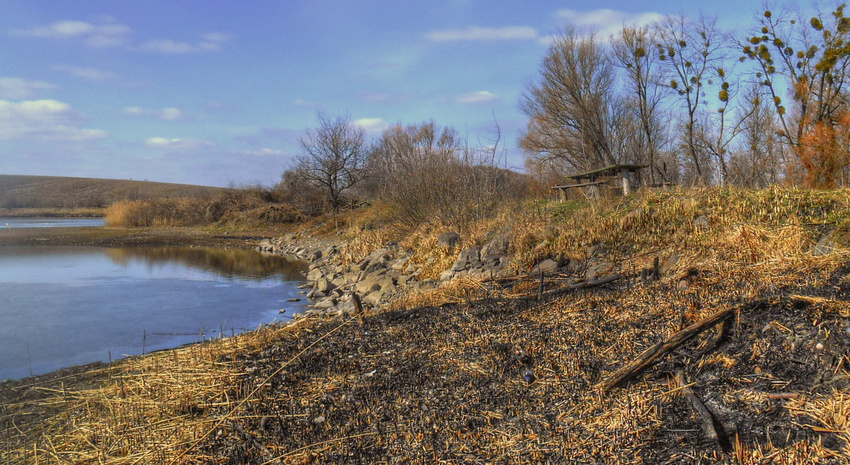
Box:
(660, 254), (679, 275)
(451, 246), (482, 272)
(286, 298), (301, 302)
(355, 271), (387, 295)
(309, 250), (323, 262)
(694, 215), (710, 230)
(316, 277), (335, 294)
(481, 234), (509, 263)
(438, 231), (461, 249)
(391, 257), (410, 271)
(313, 298), (337, 310)
(531, 258), (559, 275)
(586, 262), (615, 281)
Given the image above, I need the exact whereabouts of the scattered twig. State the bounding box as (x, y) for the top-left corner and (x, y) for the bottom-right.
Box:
(598, 299), (772, 392)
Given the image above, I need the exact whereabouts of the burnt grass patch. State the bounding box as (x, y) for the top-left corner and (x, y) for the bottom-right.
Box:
(197, 271), (850, 464)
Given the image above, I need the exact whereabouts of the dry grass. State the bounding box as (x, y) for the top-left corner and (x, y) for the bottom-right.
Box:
(5, 187), (850, 463)
(1, 319), (322, 464)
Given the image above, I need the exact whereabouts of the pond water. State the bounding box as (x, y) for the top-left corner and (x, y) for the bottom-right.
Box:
(0, 217), (107, 228)
(0, 245), (308, 381)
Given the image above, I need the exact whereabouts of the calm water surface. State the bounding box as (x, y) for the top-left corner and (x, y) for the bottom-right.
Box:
(0, 246), (308, 381)
(0, 217), (106, 228)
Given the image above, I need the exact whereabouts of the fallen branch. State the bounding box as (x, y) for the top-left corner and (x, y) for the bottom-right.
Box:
(598, 298), (772, 392)
(675, 369), (731, 452)
(530, 273), (622, 300)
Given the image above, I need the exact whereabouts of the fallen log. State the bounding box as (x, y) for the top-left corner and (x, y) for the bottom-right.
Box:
(675, 369), (732, 452)
(598, 298), (772, 392)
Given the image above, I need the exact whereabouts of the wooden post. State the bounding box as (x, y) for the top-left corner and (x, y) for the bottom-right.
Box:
(621, 167), (632, 195)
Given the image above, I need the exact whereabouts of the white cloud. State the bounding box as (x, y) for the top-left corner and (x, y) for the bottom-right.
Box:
(52, 65), (118, 82)
(0, 99), (108, 141)
(555, 9), (664, 39)
(13, 19), (132, 48)
(0, 77), (57, 99)
(354, 118), (389, 134)
(456, 91), (500, 104)
(159, 107), (182, 120)
(146, 137), (214, 149)
(124, 106), (186, 120)
(137, 33), (231, 54)
(234, 148), (286, 157)
(426, 26), (538, 42)
(14, 19), (230, 53)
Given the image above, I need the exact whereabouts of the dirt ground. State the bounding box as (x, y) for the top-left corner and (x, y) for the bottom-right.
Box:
(190, 267), (850, 464)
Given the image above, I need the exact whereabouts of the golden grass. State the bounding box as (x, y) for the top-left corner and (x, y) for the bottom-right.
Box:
(7, 187), (850, 463)
(2, 319), (322, 464)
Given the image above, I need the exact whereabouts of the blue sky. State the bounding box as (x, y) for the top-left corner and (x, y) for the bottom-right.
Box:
(0, 1), (786, 187)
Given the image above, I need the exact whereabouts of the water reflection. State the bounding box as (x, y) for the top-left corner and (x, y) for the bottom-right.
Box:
(0, 246), (308, 381)
(105, 247), (307, 281)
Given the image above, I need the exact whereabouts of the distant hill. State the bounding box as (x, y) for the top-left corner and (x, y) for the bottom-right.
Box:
(0, 175), (226, 209)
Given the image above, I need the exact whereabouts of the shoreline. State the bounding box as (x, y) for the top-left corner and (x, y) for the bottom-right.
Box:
(0, 225), (272, 249)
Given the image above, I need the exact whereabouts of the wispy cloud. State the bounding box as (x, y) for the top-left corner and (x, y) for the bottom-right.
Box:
(554, 9), (664, 39)
(0, 77), (57, 99)
(52, 65), (118, 82)
(456, 90), (500, 104)
(0, 99), (107, 141)
(354, 118), (389, 134)
(124, 106), (185, 121)
(293, 98), (320, 108)
(145, 137), (214, 149)
(426, 26), (538, 42)
(136, 33), (232, 54)
(13, 18), (231, 53)
(12, 19), (132, 48)
(233, 147), (286, 157)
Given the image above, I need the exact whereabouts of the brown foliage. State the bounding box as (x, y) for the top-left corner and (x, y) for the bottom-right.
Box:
(796, 113), (850, 189)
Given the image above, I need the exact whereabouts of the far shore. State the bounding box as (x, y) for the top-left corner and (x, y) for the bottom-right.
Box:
(0, 225), (277, 249)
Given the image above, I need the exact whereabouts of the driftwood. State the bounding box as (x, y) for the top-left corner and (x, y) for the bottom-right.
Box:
(675, 369), (732, 451)
(598, 299), (771, 392)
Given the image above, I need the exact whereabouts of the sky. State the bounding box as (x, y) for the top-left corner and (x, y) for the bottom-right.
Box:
(0, 0), (802, 187)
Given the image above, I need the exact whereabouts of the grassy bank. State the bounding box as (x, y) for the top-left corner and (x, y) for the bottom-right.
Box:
(3, 187), (850, 463)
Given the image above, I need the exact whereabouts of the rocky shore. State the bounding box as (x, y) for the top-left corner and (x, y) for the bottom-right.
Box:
(256, 230), (533, 319)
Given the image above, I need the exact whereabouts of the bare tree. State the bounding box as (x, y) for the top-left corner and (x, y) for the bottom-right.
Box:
(519, 27), (620, 174)
(728, 83), (788, 187)
(655, 15), (725, 185)
(612, 25), (668, 185)
(295, 112), (367, 212)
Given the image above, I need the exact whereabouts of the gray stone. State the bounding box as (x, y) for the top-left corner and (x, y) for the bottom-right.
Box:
(481, 234), (510, 263)
(586, 262), (614, 281)
(451, 246), (482, 272)
(316, 277), (335, 294)
(309, 250), (323, 262)
(531, 258), (559, 275)
(438, 231), (461, 248)
(391, 257), (410, 271)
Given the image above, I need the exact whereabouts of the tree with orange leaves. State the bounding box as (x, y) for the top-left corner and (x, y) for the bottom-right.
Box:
(742, 3), (850, 188)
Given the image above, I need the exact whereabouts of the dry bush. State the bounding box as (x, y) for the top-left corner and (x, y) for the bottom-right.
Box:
(105, 198), (206, 227)
(105, 188), (311, 229)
